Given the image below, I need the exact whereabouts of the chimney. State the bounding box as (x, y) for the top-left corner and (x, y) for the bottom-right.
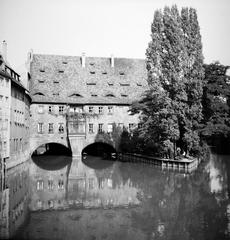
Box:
(111, 54), (114, 68)
(81, 52), (86, 68)
(27, 49), (33, 63)
(2, 40), (7, 61)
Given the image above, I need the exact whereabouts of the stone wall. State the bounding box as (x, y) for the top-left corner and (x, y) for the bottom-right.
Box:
(29, 103), (69, 155)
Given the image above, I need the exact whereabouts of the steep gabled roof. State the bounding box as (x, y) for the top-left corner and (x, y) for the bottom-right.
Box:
(30, 54), (148, 104)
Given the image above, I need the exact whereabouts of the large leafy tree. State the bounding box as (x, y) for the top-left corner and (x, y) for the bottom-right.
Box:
(202, 62), (230, 150)
(132, 5), (204, 157)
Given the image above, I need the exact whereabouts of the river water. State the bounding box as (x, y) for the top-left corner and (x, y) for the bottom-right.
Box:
(11, 153), (230, 240)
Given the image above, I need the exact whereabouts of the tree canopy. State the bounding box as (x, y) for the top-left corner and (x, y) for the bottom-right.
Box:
(131, 5), (204, 157)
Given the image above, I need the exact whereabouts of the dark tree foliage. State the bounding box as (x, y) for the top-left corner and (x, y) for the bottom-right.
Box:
(131, 5), (204, 157)
(202, 62), (230, 153)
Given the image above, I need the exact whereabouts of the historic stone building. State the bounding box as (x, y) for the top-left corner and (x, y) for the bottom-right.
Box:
(29, 52), (148, 156)
(0, 41), (31, 238)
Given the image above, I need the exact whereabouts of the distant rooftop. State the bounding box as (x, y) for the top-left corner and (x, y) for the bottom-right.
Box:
(30, 54), (148, 105)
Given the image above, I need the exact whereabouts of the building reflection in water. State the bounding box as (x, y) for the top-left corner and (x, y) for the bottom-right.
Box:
(0, 161), (30, 238)
(29, 155), (141, 212)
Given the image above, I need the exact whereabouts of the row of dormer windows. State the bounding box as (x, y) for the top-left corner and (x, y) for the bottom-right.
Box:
(34, 92), (128, 98)
(37, 79), (142, 87)
(39, 69), (126, 76)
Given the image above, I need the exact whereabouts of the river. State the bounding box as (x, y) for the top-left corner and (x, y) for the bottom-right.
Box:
(9, 153), (230, 240)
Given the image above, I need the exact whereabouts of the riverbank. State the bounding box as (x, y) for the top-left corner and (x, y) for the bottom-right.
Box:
(118, 153), (199, 173)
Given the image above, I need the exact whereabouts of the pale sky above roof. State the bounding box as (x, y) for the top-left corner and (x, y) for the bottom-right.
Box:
(0, 0), (229, 71)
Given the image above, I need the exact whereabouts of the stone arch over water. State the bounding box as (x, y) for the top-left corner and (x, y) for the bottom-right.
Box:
(31, 141), (72, 157)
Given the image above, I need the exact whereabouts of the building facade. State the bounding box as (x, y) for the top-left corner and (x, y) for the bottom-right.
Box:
(0, 42), (31, 239)
(29, 53), (147, 156)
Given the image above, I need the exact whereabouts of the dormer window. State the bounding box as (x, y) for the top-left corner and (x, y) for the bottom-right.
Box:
(108, 83), (114, 86)
(91, 94), (98, 97)
(69, 93), (83, 98)
(62, 61), (67, 64)
(58, 70), (64, 73)
(121, 94), (128, 97)
(90, 71), (95, 74)
(105, 94), (115, 97)
(40, 69), (45, 73)
(120, 83), (130, 86)
(89, 63), (95, 66)
(102, 72), (107, 75)
(34, 92), (45, 96)
(119, 71), (125, 76)
(53, 80), (59, 83)
(137, 83), (142, 86)
(38, 79), (45, 83)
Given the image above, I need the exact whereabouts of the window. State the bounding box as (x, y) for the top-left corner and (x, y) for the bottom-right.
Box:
(48, 180), (54, 190)
(89, 106), (94, 113)
(58, 123), (64, 133)
(108, 83), (114, 86)
(58, 70), (64, 73)
(105, 94), (115, 97)
(62, 61), (68, 64)
(102, 72), (107, 75)
(69, 93), (83, 98)
(91, 94), (98, 97)
(6, 79), (9, 87)
(34, 92), (45, 96)
(48, 123), (54, 134)
(119, 71), (125, 76)
(37, 180), (44, 190)
(38, 123), (43, 133)
(39, 69), (45, 73)
(5, 97), (8, 105)
(137, 83), (142, 86)
(38, 105), (44, 114)
(107, 123), (113, 133)
(53, 93), (59, 96)
(59, 106), (64, 114)
(87, 83), (96, 86)
(108, 106), (113, 114)
(58, 179), (64, 189)
(90, 71), (95, 74)
(48, 105), (53, 113)
(89, 123), (94, 133)
(120, 83), (130, 86)
(99, 106), (103, 114)
(88, 178), (95, 189)
(121, 94), (128, 97)
(98, 123), (103, 133)
(0, 77), (3, 86)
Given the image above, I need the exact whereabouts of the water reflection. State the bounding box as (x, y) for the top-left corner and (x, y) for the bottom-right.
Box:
(11, 154), (230, 240)
(29, 155), (140, 211)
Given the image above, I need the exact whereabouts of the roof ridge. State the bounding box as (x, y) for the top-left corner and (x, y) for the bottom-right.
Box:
(33, 53), (145, 61)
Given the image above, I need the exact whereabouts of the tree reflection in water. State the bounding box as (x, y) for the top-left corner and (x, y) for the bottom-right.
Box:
(13, 153), (230, 240)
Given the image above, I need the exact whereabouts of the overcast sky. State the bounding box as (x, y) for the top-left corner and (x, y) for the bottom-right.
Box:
(0, 0), (229, 71)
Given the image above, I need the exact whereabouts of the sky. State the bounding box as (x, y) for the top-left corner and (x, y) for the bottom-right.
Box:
(0, 0), (230, 71)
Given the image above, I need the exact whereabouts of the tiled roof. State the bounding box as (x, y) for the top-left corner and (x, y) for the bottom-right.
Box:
(30, 54), (148, 105)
